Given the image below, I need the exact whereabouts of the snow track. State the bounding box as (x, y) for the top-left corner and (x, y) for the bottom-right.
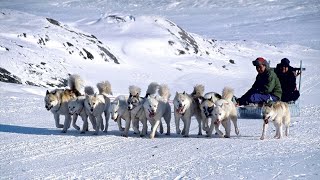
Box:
(1, 86), (320, 179)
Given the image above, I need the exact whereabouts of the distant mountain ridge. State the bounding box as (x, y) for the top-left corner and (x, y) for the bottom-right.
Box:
(0, 9), (226, 87)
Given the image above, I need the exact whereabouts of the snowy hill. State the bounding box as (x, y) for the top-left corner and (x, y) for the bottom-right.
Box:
(0, 9), (230, 88)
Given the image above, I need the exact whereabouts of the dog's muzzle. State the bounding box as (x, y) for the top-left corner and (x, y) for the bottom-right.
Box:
(176, 104), (185, 114)
(111, 114), (118, 121)
(148, 109), (155, 118)
(45, 105), (52, 111)
(214, 119), (221, 125)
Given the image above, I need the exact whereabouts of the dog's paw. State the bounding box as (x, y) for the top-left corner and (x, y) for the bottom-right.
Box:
(165, 132), (170, 136)
(235, 129), (240, 136)
(57, 124), (64, 128)
(73, 126), (80, 131)
(80, 131), (86, 134)
(198, 132), (202, 136)
(121, 133), (128, 137)
(150, 135), (155, 139)
(61, 130), (67, 133)
(224, 135), (230, 138)
(183, 135), (189, 138)
(260, 136), (265, 140)
(119, 127), (125, 131)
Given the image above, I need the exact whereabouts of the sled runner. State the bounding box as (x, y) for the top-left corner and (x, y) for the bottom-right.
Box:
(237, 60), (305, 119)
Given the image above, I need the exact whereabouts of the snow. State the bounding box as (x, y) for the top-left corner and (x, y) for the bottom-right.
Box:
(1, 0), (320, 179)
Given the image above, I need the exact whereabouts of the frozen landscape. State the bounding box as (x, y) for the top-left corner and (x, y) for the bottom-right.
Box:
(0, 0), (320, 179)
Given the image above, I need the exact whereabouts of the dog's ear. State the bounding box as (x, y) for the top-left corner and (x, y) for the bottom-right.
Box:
(215, 93), (222, 99)
(183, 91), (186, 95)
(129, 93), (132, 98)
(46, 90), (49, 95)
(209, 96), (213, 102)
(175, 92), (179, 96)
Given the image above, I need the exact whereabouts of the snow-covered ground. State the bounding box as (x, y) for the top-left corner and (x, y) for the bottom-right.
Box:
(1, 0), (320, 179)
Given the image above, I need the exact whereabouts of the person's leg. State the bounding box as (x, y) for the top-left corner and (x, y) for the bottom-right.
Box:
(249, 93), (276, 104)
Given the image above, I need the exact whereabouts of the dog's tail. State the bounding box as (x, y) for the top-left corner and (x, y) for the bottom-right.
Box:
(97, 81), (113, 96)
(191, 84), (205, 98)
(84, 86), (94, 95)
(68, 74), (83, 96)
(159, 84), (170, 102)
(221, 87), (234, 101)
(129, 85), (141, 97)
(145, 82), (159, 97)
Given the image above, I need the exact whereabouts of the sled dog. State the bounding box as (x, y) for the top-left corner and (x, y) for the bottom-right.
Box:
(260, 101), (291, 140)
(143, 84), (171, 139)
(44, 74), (83, 133)
(84, 81), (112, 135)
(200, 92), (221, 132)
(68, 86), (96, 133)
(122, 83), (158, 137)
(211, 87), (239, 138)
(173, 84), (204, 137)
(109, 95), (142, 137)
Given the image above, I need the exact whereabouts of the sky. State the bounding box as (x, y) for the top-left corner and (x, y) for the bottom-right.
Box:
(0, 0), (320, 179)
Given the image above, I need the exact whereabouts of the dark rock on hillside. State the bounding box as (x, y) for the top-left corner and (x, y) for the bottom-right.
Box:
(46, 18), (61, 26)
(0, 67), (22, 84)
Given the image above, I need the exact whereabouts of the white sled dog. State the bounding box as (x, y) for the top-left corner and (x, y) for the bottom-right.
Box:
(211, 87), (239, 138)
(260, 101), (291, 140)
(68, 86), (97, 133)
(84, 81), (112, 135)
(200, 92), (221, 133)
(44, 74), (83, 133)
(173, 84), (204, 137)
(143, 84), (171, 139)
(122, 83), (159, 137)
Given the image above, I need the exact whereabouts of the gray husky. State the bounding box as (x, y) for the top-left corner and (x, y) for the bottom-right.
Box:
(173, 84), (204, 137)
(44, 74), (83, 133)
(143, 84), (171, 139)
(68, 86), (96, 133)
(84, 81), (112, 135)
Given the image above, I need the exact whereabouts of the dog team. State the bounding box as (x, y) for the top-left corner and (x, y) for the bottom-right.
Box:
(44, 74), (291, 140)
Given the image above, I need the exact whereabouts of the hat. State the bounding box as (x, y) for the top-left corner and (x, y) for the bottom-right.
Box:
(280, 58), (290, 67)
(252, 57), (268, 66)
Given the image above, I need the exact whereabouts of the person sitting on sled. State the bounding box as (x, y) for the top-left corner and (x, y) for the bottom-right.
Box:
(275, 58), (300, 103)
(237, 57), (282, 106)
